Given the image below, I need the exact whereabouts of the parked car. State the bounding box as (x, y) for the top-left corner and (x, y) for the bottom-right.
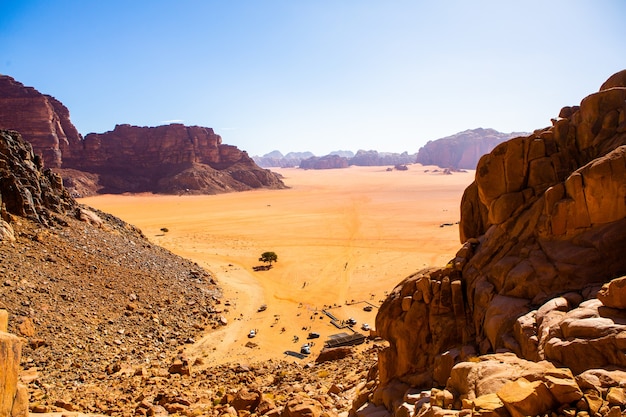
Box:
(300, 344), (311, 354)
(307, 332), (320, 339)
(257, 304), (267, 312)
(248, 329), (256, 338)
(361, 323), (370, 331)
(347, 318), (357, 326)
(363, 305), (373, 312)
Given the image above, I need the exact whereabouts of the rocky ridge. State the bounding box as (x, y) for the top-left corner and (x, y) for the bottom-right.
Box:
(353, 70), (626, 416)
(254, 150), (417, 169)
(415, 128), (526, 170)
(0, 75), (285, 196)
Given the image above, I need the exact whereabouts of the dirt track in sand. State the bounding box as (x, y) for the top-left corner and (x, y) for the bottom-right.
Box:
(80, 165), (474, 366)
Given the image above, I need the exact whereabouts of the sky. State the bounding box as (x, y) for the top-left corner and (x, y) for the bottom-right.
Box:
(1, 1), (625, 156)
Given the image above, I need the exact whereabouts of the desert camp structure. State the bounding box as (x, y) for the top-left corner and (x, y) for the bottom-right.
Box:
(324, 332), (366, 348)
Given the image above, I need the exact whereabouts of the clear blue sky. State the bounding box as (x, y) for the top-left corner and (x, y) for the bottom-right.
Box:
(1, 1), (625, 156)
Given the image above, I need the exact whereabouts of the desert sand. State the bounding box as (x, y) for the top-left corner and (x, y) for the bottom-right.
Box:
(80, 165), (474, 366)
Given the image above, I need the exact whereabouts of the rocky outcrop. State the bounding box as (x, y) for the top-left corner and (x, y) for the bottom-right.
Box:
(65, 123), (286, 194)
(0, 310), (28, 417)
(299, 154), (349, 170)
(415, 128), (526, 170)
(253, 151), (315, 168)
(0, 129), (76, 226)
(255, 150), (417, 169)
(0, 75), (285, 195)
(365, 70), (626, 416)
(350, 150), (417, 167)
(0, 76), (82, 168)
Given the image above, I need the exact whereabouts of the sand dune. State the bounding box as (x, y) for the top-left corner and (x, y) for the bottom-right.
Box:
(80, 165), (474, 365)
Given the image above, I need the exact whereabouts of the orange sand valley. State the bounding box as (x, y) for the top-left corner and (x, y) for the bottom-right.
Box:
(80, 165), (474, 366)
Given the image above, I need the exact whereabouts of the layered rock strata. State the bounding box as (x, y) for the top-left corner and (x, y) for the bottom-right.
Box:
(0, 75), (285, 195)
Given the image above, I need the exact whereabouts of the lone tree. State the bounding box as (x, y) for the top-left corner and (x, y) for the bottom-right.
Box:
(259, 251), (278, 267)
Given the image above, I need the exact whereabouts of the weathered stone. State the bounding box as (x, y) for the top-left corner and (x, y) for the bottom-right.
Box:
(231, 388), (261, 412)
(0, 331), (23, 417)
(17, 318), (35, 338)
(597, 276), (626, 309)
(606, 387), (626, 407)
(466, 393), (506, 416)
(281, 396), (323, 417)
(496, 378), (555, 417)
(11, 383), (28, 417)
(0, 311), (7, 333)
(316, 346), (353, 363)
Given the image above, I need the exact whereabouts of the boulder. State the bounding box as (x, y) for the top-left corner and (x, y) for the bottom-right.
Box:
(0, 311), (27, 417)
(496, 378), (556, 417)
(281, 395), (324, 417)
(597, 276), (626, 309)
(316, 346), (353, 363)
(231, 388), (262, 412)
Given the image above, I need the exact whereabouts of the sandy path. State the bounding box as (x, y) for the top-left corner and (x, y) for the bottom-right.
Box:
(80, 165), (474, 365)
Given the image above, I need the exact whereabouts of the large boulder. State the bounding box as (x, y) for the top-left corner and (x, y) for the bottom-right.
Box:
(0, 310), (28, 417)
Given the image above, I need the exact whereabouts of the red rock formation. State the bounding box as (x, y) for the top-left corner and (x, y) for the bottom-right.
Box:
(415, 128), (526, 170)
(0, 75), (285, 195)
(371, 70), (626, 415)
(0, 76), (82, 168)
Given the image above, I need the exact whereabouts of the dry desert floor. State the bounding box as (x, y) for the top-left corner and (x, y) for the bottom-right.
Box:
(80, 165), (474, 366)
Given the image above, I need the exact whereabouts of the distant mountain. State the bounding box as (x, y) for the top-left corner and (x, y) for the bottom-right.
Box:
(253, 150), (315, 167)
(350, 150), (417, 166)
(255, 129), (524, 170)
(415, 128), (527, 169)
(329, 150), (355, 158)
(299, 154), (349, 170)
(254, 149), (416, 169)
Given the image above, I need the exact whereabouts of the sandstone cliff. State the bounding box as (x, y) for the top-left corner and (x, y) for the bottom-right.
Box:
(0, 76), (82, 168)
(64, 123), (286, 194)
(415, 128), (526, 170)
(0, 75), (285, 195)
(361, 70), (626, 416)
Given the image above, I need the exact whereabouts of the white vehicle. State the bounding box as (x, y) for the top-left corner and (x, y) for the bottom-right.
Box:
(301, 344), (311, 354)
(361, 323), (370, 331)
(347, 318), (357, 326)
(248, 329), (256, 338)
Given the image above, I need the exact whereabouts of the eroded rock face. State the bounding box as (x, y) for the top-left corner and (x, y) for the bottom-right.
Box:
(0, 75), (286, 195)
(299, 154), (349, 169)
(415, 128), (526, 170)
(0, 76), (82, 168)
(0, 130), (76, 224)
(372, 70), (626, 415)
(68, 124), (286, 194)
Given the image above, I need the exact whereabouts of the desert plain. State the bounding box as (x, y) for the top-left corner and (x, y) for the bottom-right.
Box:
(80, 165), (474, 366)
